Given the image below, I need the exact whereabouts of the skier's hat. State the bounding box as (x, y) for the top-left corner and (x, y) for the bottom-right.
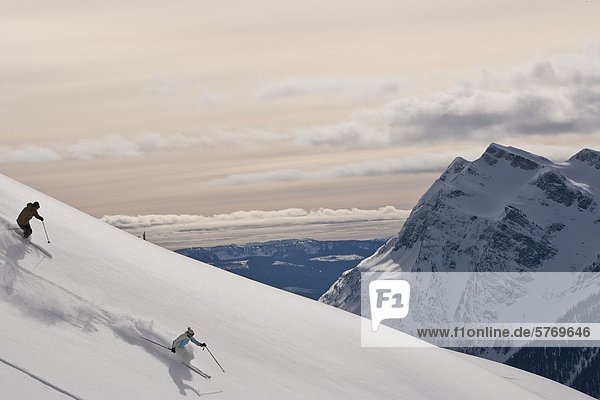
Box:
(186, 327), (195, 337)
(32, 201), (40, 208)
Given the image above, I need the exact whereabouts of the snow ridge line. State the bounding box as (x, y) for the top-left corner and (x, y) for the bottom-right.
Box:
(0, 356), (84, 400)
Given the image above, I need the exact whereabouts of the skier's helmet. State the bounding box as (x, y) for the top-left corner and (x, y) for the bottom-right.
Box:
(186, 327), (195, 337)
(32, 201), (40, 209)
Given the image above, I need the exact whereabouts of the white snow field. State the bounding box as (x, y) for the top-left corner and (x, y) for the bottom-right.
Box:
(0, 173), (592, 399)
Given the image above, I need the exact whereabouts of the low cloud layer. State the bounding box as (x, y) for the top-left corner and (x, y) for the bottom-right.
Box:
(103, 206), (410, 248)
(104, 206), (409, 230)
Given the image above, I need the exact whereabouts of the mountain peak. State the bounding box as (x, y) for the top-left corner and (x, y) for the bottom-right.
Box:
(569, 148), (600, 169)
(481, 143), (551, 170)
(439, 157), (470, 182)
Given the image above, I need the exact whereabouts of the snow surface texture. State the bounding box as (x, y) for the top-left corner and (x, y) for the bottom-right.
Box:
(0, 173), (592, 399)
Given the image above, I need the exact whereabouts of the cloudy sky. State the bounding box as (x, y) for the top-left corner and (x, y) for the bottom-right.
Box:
(2, 1), (600, 246)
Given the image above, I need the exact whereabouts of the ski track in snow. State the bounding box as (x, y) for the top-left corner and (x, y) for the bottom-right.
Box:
(198, 390), (224, 397)
(0, 356), (84, 400)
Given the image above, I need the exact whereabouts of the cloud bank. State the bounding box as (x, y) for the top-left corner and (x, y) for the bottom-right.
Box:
(103, 206), (409, 230)
(4, 46), (599, 166)
(103, 206), (410, 248)
(295, 46), (600, 149)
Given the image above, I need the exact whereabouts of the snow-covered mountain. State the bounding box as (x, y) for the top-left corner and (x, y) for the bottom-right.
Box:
(321, 143), (600, 309)
(0, 173), (593, 399)
(320, 143), (600, 397)
(177, 239), (386, 299)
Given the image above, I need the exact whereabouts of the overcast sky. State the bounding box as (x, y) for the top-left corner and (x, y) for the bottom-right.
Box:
(2, 1), (600, 245)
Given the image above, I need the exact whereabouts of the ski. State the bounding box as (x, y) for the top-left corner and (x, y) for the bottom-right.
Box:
(140, 337), (212, 380)
(183, 362), (211, 380)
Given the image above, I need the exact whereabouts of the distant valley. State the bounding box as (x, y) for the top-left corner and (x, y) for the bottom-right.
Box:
(176, 238), (387, 300)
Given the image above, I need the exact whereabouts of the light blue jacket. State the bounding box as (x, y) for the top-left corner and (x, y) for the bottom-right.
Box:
(172, 333), (202, 349)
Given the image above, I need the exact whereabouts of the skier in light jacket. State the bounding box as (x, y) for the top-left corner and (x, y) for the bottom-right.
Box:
(171, 327), (206, 352)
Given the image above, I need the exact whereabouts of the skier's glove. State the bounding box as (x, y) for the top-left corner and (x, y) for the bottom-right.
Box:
(171, 347), (176, 353)
(38, 216), (44, 221)
(199, 343), (206, 348)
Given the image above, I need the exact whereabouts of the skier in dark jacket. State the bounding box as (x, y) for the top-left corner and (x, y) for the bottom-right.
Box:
(17, 201), (44, 238)
(171, 327), (206, 352)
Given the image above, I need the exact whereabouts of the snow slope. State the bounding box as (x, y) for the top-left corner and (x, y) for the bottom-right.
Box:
(0, 173), (592, 399)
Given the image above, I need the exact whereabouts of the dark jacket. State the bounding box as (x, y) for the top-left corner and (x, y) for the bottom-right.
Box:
(17, 203), (42, 225)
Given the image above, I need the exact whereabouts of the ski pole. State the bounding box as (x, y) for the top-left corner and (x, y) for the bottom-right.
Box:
(42, 220), (50, 244)
(140, 336), (172, 351)
(205, 346), (225, 372)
